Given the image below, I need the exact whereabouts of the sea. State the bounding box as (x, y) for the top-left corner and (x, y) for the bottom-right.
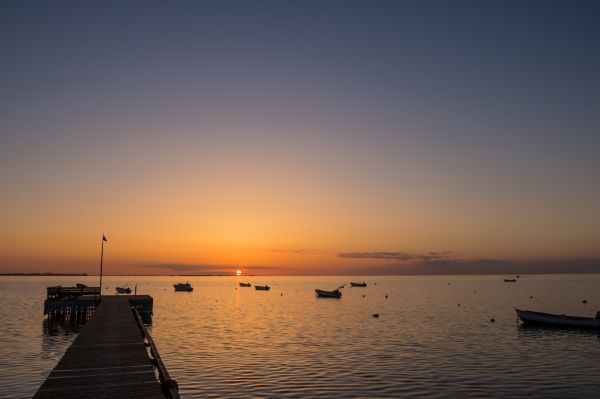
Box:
(1, 274), (600, 398)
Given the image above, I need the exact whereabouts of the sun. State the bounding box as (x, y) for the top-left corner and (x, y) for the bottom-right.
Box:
(236, 269), (242, 276)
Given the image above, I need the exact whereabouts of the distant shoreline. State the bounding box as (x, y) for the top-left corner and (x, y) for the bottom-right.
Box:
(0, 273), (89, 276)
(2, 272), (600, 277)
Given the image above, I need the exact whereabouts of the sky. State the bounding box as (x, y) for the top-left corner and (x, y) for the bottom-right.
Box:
(1, 1), (599, 275)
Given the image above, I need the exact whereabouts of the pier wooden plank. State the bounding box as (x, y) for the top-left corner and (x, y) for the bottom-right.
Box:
(34, 296), (166, 399)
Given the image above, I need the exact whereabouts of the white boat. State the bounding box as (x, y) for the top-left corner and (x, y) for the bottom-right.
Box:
(255, 285), (270, 291)
(516, 309), (600, 328)
(174, 283), (193, 292)
(115, 286), (131, 294)
(316, 289), (342, 298)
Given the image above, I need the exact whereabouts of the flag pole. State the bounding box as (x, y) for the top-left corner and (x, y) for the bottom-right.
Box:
(99, 234), (107, 299)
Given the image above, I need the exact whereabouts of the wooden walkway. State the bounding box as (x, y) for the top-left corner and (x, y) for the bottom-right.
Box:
(34, 296), (168, 399)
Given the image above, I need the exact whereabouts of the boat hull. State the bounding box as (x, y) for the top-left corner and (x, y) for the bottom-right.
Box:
(115, 287), (131, 294)
(315, 289), (342, 298)
(174, 284), (193, 292)
(516, 309), (600, 328)
(239, 283), (251, 287)
(350, 282), (367, 287)
(255, 285), (270, 290)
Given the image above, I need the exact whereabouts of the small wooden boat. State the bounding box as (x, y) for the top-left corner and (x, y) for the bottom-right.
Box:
(239, 282), (251, 287)
(516, 309), (600, 328)
(75, 283), (88, 288)
(503, 278), (517, 282)
(255, 285), (270, 291)
(315, 289), (342, 298)
(115, 286), (131, 294)
(350, 282), (367, 287)
(174, 282), (193, 292)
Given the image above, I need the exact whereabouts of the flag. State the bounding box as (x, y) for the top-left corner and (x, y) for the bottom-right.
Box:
(102, 234), (108, 242)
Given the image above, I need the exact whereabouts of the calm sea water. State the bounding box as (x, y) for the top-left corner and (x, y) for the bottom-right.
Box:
(2, 275), (600, 398)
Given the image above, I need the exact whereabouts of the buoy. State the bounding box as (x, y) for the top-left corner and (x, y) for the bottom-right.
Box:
(280, 293), (283, 296)
(362, 294), (366, 298)
(529, 296), (533, 299)
(458, 304), (461, 307)
(583, 299), (588, 304)
(372, 313), (380, 318)
(490, 318), (495, 323)
(385, 295), (388, 299)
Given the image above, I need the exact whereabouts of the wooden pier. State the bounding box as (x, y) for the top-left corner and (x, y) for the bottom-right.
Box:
(44, 286), (153, 320)
(35, 295), (178, 399)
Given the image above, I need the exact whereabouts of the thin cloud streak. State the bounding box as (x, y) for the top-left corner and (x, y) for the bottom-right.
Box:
(270, 249), (324, 255)
(338, 251), (459, 263)
(143, 263), (286, 272)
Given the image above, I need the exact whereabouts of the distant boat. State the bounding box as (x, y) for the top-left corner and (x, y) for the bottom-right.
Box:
(316, 289), (342, 298)
(516, 309), (600, 328)
(115, 286), (131, 294)
(174, 283), (193, 292)
(350, 282), (367, 287)
(255, 285), (270, 291)
(503, 279), (517, 282)
(239, 282), (251, 287)
(75, 283), (87, 288)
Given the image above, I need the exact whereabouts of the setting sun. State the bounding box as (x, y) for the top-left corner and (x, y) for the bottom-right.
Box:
(236, 270), (242, 276)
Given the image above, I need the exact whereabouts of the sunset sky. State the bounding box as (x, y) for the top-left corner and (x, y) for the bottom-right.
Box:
(1, 1), (599, 275)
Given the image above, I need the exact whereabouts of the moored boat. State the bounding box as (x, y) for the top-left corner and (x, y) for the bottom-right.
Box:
(316, 289), (342, 298)
(255, 285), (270, 291)
(350, 282), (367, 287)
(174, 282), (193, 292)
(516, 309), (600, 328)
(239, 282), (251, 287)
(115, 286), (131, 294)
(503, 278), (517, 282)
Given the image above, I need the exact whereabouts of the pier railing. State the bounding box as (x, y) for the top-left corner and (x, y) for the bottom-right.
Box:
(133, 308), (180, 399)
(46, 285), (100, 300)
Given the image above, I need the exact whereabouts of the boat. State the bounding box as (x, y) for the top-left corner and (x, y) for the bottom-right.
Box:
(239, 282), (251, 287)
(516, 309), (600, 328)
(115, 285), (131, 294)
(503, 278), (517, 282)
(255, 285), (270, 291)
(350, 282), (367, 287)
(75, 283), (88, 288)
(315, 289), (342, 298)
(174, 283), (193, 292)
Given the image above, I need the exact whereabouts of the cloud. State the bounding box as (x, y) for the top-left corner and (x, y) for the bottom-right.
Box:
(270, 248), (323, 255)
(338, 251), (511, 266)
(339, 251), (416, 260)
(143, 264), (224, 272)
(143, 263), (287, 272)
(338, 251), (459, 263)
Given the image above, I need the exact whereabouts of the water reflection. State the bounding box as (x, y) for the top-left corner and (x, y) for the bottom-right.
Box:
(42, 317), (85, 337)
(518, 324), (600, 339)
